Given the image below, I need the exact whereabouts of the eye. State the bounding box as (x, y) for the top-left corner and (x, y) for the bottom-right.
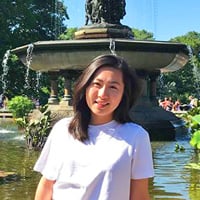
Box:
(92, 81), (101, 87)
(110, 85), (118, 90)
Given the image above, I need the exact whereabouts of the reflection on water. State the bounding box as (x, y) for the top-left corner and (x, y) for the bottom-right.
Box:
(150, 141), (200, 200)
(0, 124), (200, 200)
(0, 140), (40, 200)
(0, 120), (41, 200)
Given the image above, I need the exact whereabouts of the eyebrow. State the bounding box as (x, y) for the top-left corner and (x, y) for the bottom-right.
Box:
(94, 78), (122, 85)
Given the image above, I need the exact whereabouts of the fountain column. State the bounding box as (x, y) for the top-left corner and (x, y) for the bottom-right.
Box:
(60, 72), (72, 106)
(149, 70), (160, 106)
(135, 70), (152, 107)
(48, 71), (59, 104)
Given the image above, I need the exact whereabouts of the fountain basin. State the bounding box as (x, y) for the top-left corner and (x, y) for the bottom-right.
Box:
(11, 38), (189, 72)
(10, 38), (190, 141)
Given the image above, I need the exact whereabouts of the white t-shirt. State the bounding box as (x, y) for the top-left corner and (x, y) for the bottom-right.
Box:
(34, 117), (154, 200)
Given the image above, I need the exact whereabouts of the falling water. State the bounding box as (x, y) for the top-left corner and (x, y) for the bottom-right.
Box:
(24, 44), (34, 89)
(1, 50), (11, 93)
(187, 45), (200, 97)
(158, 73), (164, 99)
(24, 44), (42, 98)
(36, 71), (42, 97)
(109, 39), (116, 55)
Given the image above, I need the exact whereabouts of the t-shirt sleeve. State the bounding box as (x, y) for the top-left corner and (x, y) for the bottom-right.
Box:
(33, 120), (66, 180)
(131, 126), (154, 179)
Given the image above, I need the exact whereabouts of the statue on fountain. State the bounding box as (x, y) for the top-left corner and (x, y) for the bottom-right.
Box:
(75, 0), (133, 39)
(85, 0), (126, 25)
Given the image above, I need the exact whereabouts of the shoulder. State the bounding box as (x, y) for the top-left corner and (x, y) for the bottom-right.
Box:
(49, 117), (73, 139)
(53, 117), (72, 128)
(121, 122), (148, 135)
(118, 122), (150, 142)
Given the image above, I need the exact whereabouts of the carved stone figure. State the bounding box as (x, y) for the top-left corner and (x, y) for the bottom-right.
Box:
(85, 0), (126, 25)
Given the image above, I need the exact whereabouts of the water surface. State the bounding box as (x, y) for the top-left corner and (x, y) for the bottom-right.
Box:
(0, 125), (200, 200)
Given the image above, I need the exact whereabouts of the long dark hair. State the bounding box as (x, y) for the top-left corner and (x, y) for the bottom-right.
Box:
(68, 54), (142, 142)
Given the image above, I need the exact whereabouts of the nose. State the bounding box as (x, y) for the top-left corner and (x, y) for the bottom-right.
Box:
(98, 86), (108, 99)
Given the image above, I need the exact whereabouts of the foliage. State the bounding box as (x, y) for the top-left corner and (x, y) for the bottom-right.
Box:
(190, 130), (200, 150)
(0, 0), (69, 49)
(185, 162), (200, 170)
(59, 28), (78, 40)
(160, 31), (200, 101)
(182, 104), (200, 152)
(16, 105), (52, 150)
(174, 143), (185, 152)
(8, 95), (34, 118)
(0, 0), (69, 100)
(159, 64), (196, 103)
(132, 28), (154, 40)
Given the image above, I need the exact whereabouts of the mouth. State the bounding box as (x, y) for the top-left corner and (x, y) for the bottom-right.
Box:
(95, 100), (109, 108)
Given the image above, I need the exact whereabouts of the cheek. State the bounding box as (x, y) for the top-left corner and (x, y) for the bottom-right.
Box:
(111, 91), (124, 105)
(115, 88), (124, 100)
(86, 87), (96, 103)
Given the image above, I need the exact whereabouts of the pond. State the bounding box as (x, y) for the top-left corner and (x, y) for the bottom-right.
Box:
(0, 120), (200, 200)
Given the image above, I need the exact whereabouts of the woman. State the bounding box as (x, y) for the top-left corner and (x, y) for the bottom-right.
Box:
(34, 54), (154, 200)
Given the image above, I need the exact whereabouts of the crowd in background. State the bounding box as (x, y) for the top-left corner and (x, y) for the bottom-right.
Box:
(159, 96), (198, 112)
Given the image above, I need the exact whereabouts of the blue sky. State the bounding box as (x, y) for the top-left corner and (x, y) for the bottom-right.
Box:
(63, 0), (200, 41)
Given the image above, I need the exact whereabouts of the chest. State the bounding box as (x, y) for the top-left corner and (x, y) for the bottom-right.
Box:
(58, 136), (132, 180)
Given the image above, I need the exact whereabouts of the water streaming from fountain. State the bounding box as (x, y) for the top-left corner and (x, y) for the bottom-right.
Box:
(187, 45), (200, 97)
(1, 50), (10, 94)
(0, 43), (41, 110)
(36, 71), (42, 97)
(24, 44), (34, 89)
(109, 39), (116, 55)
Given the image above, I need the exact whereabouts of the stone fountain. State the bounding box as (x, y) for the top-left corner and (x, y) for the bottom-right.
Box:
(11, 0), (189, 140)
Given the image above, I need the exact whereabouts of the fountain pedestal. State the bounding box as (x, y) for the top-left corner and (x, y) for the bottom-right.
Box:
(75, 24), (133, 39)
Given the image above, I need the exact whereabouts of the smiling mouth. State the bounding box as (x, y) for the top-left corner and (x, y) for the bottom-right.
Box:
(95, 101), (109, 108)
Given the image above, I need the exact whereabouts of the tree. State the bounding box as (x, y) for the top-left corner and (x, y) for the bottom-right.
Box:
(161, 31), (200, 102)
(0, 0), (69, 101)
(59, 28), (78, 40)
(132, 28), (154, 40)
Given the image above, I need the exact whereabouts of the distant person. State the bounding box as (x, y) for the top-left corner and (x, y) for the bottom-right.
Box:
(166, 97), (173, 111)
(0, 94), (8, 109)
(173, 99), (181, 111)
(159, 97), (168, 109)
(0, 94), (3, 108)
(160, 97), (173, 111)
(35, 99), (40, 109)
(180, 96), (197, 111)
(33, 54), (154, 200)
(188, 95), (197, 109)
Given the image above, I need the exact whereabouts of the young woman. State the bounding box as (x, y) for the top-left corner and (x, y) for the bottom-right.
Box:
(34, 54), (154, 200)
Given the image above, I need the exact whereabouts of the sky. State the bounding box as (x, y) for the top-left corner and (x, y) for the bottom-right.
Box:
(63, 0), (200, 41)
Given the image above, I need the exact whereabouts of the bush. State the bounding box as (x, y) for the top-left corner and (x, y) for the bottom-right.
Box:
(182, 103), (200, 152)
(15, 104), (52, 150)
(8, 96), (34, 118)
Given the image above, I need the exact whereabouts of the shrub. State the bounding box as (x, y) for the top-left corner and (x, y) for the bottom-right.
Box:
(183, 104), (200, 152)
(8, 96), (34, 118)
(16, 104), (52, 150)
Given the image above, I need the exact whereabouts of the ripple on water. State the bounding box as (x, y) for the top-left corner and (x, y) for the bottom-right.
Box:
(150, 141), (200, 199)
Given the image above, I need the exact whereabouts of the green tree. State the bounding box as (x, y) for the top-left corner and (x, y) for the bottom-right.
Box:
(59, 27), (78, 40)
(160, 31), (200, 102)
(132, 28), (154, 40)
(0, 0), (69, 101)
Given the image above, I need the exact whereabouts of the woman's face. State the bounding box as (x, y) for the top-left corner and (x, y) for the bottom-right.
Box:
(86, 66), (124, 125)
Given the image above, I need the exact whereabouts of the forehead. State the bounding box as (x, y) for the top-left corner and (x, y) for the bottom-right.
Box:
(93, 66), (123, 81)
